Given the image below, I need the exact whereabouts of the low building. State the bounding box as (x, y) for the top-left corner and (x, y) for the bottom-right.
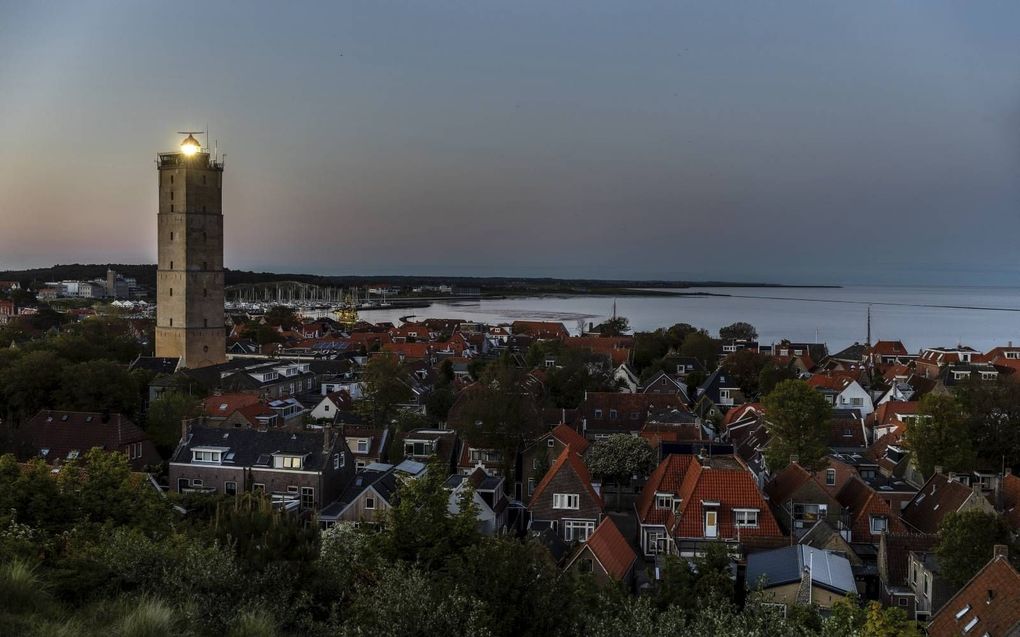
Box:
(745, 545), (856, 610)
(318, 464), (400, 527)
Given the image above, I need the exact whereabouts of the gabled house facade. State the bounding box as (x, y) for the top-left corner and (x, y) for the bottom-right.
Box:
(529, 445), (604, 543)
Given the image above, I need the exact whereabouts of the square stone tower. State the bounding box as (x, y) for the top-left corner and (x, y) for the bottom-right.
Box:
(155, 133), (226, 368)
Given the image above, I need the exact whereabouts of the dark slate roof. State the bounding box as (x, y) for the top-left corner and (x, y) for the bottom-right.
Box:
(129, 356), (180, 375)
(172, 426), (334, 471)
(337, 467), (398, 507)
(697, 368), (740, 404)
(829, 343), (868, 363)
(746, 545), (855, 595)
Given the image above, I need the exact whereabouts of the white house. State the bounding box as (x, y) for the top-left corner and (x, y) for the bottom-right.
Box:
(311, 391), (351, 421)
(445, 467), (508, 535)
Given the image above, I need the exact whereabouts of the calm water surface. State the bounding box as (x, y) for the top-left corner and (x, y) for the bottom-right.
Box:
(327, 286), (1020, 353)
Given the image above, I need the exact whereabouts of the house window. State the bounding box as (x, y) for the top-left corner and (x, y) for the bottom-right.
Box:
(564, 520), (595, 542)
(825, 469), (836, 486)
(870, 516), (888, 534)
(553, 493), (580, 510)
(365, 495), (376, 509)
(224, 481), (237, 495)
(851, 397), (863, 406)
(655, 493), (673, 510)
(528, 478), (535, 495)
(898, 598), (908, 607)
(252, 483), (265, 493)
(191, 479), (203, 488)
(594, 409), (603, 419)
(333, 454), (343, 469)
(646, 530), (667, 555)
(735, 509), (759, 528)
(579, 558), (593, 573)
(192, 449), (222, 463)
(547, 438), (555, 448)
(275, 455), (302, 469)
(630, 411), (640, 420)
(609, 409), (618, 420)
(301, 487), (314, 508)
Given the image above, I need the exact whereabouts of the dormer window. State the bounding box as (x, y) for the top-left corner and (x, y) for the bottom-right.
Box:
(193, 448), (224, 463)
(273, 455), (303, 469)
(655, 493), (673, 510)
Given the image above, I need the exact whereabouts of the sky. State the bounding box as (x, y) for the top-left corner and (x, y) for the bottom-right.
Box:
(1, 1), (1019, 285)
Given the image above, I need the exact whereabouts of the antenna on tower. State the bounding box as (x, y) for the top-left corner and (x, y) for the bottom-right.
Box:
(866, 304), (872, 347)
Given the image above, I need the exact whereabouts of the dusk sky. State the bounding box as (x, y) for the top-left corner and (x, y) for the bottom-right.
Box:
(2, 2), (1020, 285)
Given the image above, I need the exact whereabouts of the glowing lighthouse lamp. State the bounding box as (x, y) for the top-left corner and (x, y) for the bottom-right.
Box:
(178, 132), (203, 156)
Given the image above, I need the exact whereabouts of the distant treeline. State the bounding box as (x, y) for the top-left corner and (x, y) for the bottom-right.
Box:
(0, 263), (833, 291)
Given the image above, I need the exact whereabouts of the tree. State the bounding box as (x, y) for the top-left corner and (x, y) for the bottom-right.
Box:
(54, 360), (142, 417)
(0, 350), (66, 425)
(145, 391), (202, 455)
(758, 362), (798, 395)
(594, 316), (630, 337)
(680, 332), (718, 369)
(905, 394), (975, 477)
(719, 322), (758, 341)
(762, 379), (832, 471)
(544, 348), (615, 409)
(375, 460), (480, 570)
(656, 542), (734, 610)
(721, 349), (770, 396)
(956, 378), (1020, 469)
(450, 363), (542, 479)
(263, 305), (300, 329)
(356, 354), (412, 426)
(935, 510), (1013, 587)
(585, 434), (655, 508)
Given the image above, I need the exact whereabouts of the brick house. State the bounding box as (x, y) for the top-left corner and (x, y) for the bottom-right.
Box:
(519, 424), (590, 503)
(765, 462), (842, 539)
(169, 425), (353, 512)
(577, 392), (687, 440)
(13, 410), (161, 471)
(928, 545), (1020, 637)
(901, 470), (995, 534)
(638, 454), (784, 557)
(564, 516), (638, 588)
(529, 445), (604, 542)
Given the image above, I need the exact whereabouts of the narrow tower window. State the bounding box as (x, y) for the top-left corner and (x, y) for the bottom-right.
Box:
(203, 175), (207, 185)
(170, 261), (173, 270)
(170, 175), (174, 185)
(169, 318), (173, 326)
(170, 204), (174, 212)
(203, 288), (208, 297)
(204, 319), (208, 327)
(170, 191), (174, 200)
(169, 288), (173, 297)
(170, 232), (174, 240)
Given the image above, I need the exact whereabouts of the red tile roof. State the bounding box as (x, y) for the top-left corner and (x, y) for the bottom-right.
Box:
(668, 455), (784, 541)
(550, 423), (590, 454)
(531, 445), (603, 509)
(637, 454), (696, 525)
(928, 550), (1020, 637)
(1001, 473), (1020, 531)
(766, 462), (817, 505)
(580, 517), (637, 581)
(203, 392), (260, 417)
(511, 321), (569, 340)
(902, 473), (982, 534)
(835, 476), (904, 542)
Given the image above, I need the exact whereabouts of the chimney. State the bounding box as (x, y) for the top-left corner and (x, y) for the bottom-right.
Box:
(934, 465), (943, 475)
(180, 418), (190, 444)
(790, 454), (799, 465)
(993, 544), (1009, 559)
